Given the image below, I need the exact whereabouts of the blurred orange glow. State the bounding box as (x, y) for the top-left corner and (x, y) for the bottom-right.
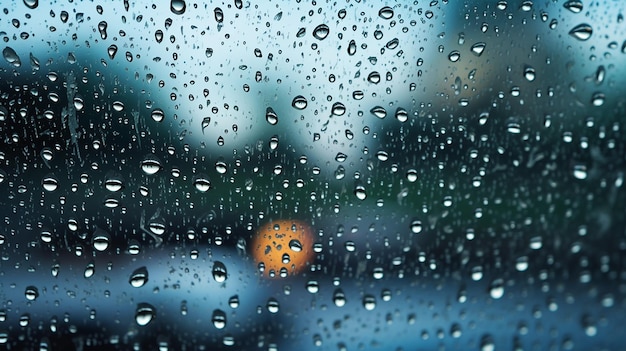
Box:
(251, 219), (314, 278)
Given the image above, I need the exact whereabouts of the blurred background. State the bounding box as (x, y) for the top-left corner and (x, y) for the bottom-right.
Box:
(0, 0), (625, 350)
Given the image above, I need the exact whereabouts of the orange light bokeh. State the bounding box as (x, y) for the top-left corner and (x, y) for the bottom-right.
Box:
(251, 219), (314, 278)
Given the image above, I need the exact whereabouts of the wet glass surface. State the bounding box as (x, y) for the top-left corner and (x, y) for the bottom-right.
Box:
(0, 0), (625, 350)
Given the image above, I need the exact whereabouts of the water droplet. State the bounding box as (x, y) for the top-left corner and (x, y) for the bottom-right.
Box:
(291, 95), (308, 110)
(193, 174), (211, 192)
(406, 169), (418, 182)
(288, 239), (303, 252)
(170, 0), (186, 15)
(569, 23), (592, 41)
(410, 219), (423, 234)
(367, 71), (381, 84)
(84, 262), (95, 278)
(141, 155), (162, 175)
(354, 184), (367, 200)
(489, 279), (504, 299)
(331, 102), (346, 116)
(3, 47), (21, 67)
(523, 65), (536, 81)
(266, 107), (278, 125)
(470, 42), (486, 56)
(212, 261), (227, 283)
(395, 108), (408, 122)
(135, 303), (155, 326)
(312, 24), (330, 40)
(129, 266), (149, 288)
(228, 295), (240, 309)
(591, 92), (604, 106)
(347, 40), (357, 55)
(25, 286), (39, 301)
(448, 50), (461, 62)
(378, 6), (394, 19)
(104, 172), (124, 192)
(23, 0), (38, 9)
(212, 309), (227, 329)
(214, 7), (224, 23)
(496, 1), (507, 10)
(333, 289), (346, 307)
(42, 175), (59, 192)
(385, 38), (399, 50)
(363, 295), (376, 310)
(98, 21), (108, 40)
(370, 106), (387, 119)
(573, 165), (587, 179)
(306, 280), (319, 293)
(107, 44), (118, 59)
(148, 108), (169, 125)
(563, 0), (583, 13)
(595, 65), (605, 85)
(92, 228), (110, 251)
(266, 298), (280, 313)
(335, 152), (347, 162)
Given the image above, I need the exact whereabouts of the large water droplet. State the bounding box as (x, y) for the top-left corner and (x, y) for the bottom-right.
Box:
(129, 266), (149, 288)
(563, 0), (583, 13)
(363, 295), (376, 310)
(378, 6), (394, 19)
(347, 40), (357, 55)
(107, 45), (118, 59)
(193, 174), (211, 192)
(42, 174), (59, 192)
(291, 95), (308, 110)
(141, 155), (162, 175)
(333, 289), (346, 307)
(3, 47), (21, 67)
(25, 286), (39, 301)
(265, 107), (278, 125)
(470, 42), (486, 56)
(569, 23), (592, 41)
(151, 108), (165, 122)
(98, 21), (108, 40)
(23, 0), (38, 9)
(170, 0), (186, 15)
(312, 24), (330, 40)
(135, 303), (155, 326)
(448, 50), (461, 62)
(410, 219), (423, 234)
(370, 106), (387, 119)
(266, 298), (280, 313)
(92, 228), (110, 251)
(212, 261), (227, 283)
(523, 65), (536, 81)
(331, 102), (346, 116)
(212, 309), (227, 329)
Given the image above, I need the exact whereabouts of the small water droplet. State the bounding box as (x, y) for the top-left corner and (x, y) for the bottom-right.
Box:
(354, 184), (367, 200)
(214, 7), (224, 23)
(98, 21), (108, 40)
(569, 23), (593, 41)
(266, 298), (280, 313)
(523, 65), (536, 81)
(25, 286), (39, 301)
(312, 24), (330, 40)
(266, 107), (278, 125)
(410, 219), (423, 234)
(135, 303), (155, 326)
(229, 295), (240, 309)
(348, 40), (357, 55)
(363, 295), (376, 310)
(591, 92), (604, 106)
(572, 165), (587, 179)
(367, 71), (381, 84)
(395, 108), (408, 122)
(129, 266), (149, 288)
